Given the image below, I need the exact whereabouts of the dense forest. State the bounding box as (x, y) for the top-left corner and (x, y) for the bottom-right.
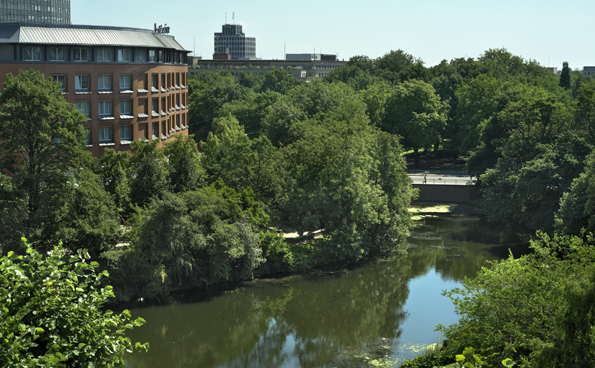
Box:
(2, 47), (595, 366)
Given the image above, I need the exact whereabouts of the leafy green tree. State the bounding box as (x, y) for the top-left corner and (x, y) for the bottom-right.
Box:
(163, 134), (204, 193)
(440, 232), (595, 367)
(381, 80), (449, 166)
(0, 70), (120, 253)
(477, 90), (586, 232)
(374, 49), (429, 83)
(559, 61), (571, 89)
(201, 115), (286, 209)
(556, 152), (595, 235)
(96, 148), (131, 215)
(217, 90), (283, 135)
(324, 65), (380, 91)
(188, 74), (251, 141)
(535, 264), (595, 367)
(260, 68), (298, 94)
(237, 72), (265, 91)
(575, 86), (595, 144)
(128, 139), (168, 208)
(0, 238), (148, 367)
(121, 186), (264, 299)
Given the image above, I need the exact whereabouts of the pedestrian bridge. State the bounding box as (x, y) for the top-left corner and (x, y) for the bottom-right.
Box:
(408, 171), (476, 203)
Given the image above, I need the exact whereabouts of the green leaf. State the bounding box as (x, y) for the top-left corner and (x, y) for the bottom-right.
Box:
(35, 327), (44, 334)
(455, 354), (465, 363)
(502, 358), (516, 367)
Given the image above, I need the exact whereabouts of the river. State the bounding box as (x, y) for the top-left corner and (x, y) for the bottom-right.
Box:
(123, 203), (529, 367)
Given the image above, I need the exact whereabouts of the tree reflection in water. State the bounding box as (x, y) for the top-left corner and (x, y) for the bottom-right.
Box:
(124, 257), (412, 368)
(124, 206), (529, 368)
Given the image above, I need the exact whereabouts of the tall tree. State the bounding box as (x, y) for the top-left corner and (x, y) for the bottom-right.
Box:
(0, 70), (120, 253)
(559, 61), (571, 89)
(381, 80), (449, 167)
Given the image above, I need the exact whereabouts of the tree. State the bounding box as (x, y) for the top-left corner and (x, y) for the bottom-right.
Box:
(440, 233), (595, 367)
(559, 61), (571, 89)
(0, 238), (148, 367)
(260, 68), (298, 94)
(556, 152), (595, 235)
(381, 80), (449, 167)
(0, 70), (120, 253)
(121, 186), (264, 299)
(163, 134), (204, 193)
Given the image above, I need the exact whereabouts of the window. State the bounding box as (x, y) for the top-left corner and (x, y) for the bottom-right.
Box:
(161, 97), (166, 113)
(152, 122), (158, 138)
(98, 127), (112, 143)
(24, 46), (41, 61)
(152, 98), (158, 113)
(75, 75), (89, 91)
(119, 75), (131, 90)
(159, 50), (164, 63)
(96, 48), (112, 62)
(152, 74), (158, 89)
(117, 49), (131, 62)
(149, 50), (156, 62)
(76, 101), (89, 117)
(73, 48), (88, 61)
(49, 47), (65, 61)
(98, 75), (111, 91)
(98, 101), (112, 117)
(120, 126), (132, 141)
(120, 100), (131, 115)
(52, 75), (65, 91)
(161, 74), (165, 89)
(85, 129), (91, 145)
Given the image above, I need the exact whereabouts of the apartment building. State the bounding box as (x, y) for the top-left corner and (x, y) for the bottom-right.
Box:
(0, 23), (190, 157)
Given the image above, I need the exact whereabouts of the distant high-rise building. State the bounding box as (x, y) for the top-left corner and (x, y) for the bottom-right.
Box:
(214, 23), (256, 60)
(0, 0), (71, 25)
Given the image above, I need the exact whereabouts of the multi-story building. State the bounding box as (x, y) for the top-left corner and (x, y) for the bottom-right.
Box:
(0, 23), (190, 157)
(214, 23), (256, 60)
(583, 66), (595, 77)
(0, 0), (71, 25)
(189, 53), (345, 82)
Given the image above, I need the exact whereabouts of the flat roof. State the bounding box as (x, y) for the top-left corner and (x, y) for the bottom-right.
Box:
(0, 23), (188, 51)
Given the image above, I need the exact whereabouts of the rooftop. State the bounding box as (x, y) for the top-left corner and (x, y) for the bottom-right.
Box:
(0, 23), (187, 51)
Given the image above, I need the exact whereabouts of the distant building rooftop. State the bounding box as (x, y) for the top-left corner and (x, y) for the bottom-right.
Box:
(0, 23), (186, 51)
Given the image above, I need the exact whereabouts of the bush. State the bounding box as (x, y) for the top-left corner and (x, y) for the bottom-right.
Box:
(0, 238), (148, 367)
(439, 232), (595, 367)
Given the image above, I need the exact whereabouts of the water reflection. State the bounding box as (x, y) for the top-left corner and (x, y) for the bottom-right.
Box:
(124, 204), (528, 367)
(125, 258), (412, 368)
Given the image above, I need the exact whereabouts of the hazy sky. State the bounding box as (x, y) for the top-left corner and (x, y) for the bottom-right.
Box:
(73, 0), (595, 69)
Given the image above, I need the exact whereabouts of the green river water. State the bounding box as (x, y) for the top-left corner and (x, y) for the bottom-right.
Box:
(124, 203), (529, 368)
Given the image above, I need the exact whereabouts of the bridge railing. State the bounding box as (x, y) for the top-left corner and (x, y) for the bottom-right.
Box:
(410, 178), (476, 186)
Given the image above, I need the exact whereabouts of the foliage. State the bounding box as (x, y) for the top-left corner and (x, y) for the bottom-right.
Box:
(439, 232), (595, 367)
(260, 68), (298, 94)
(255, 231), (294, 275)
(114, 185), (265, 300)
(163, 134), (204, 193)
(476, 89), (588, 232)
(188, 72), (252, 141)
(96, 148), (131, 215)
(217, 90), (283, 135)
(559, 61), (571, 89)
(0, 238), (148, 367)
(0, 70), (120, 254)
(381, 80), (449, 166)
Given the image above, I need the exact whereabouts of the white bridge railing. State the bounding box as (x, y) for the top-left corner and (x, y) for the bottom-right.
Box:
(409, 177), (476, 186)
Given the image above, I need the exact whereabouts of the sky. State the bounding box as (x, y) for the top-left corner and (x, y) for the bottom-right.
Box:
(73, 0), (595, 69)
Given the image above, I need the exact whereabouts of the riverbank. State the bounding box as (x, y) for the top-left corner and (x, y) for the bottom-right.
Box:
(122, 203), (530, 368)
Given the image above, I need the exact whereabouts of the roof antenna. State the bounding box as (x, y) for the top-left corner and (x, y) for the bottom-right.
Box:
(225, 12), (227, 24)
(233, 11), (235, 24)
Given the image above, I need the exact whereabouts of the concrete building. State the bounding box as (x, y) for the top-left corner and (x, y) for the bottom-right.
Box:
(214, 23), (256, 60)
(189, 54), (345, 82)
(583, 66), (595, 77)
(0, 0), (71, 25)
(0, 23), (190, 157)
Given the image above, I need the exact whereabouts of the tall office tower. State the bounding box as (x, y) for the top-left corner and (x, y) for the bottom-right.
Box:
(0, 0), (71, 25)
(214, 23), (256, 60)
